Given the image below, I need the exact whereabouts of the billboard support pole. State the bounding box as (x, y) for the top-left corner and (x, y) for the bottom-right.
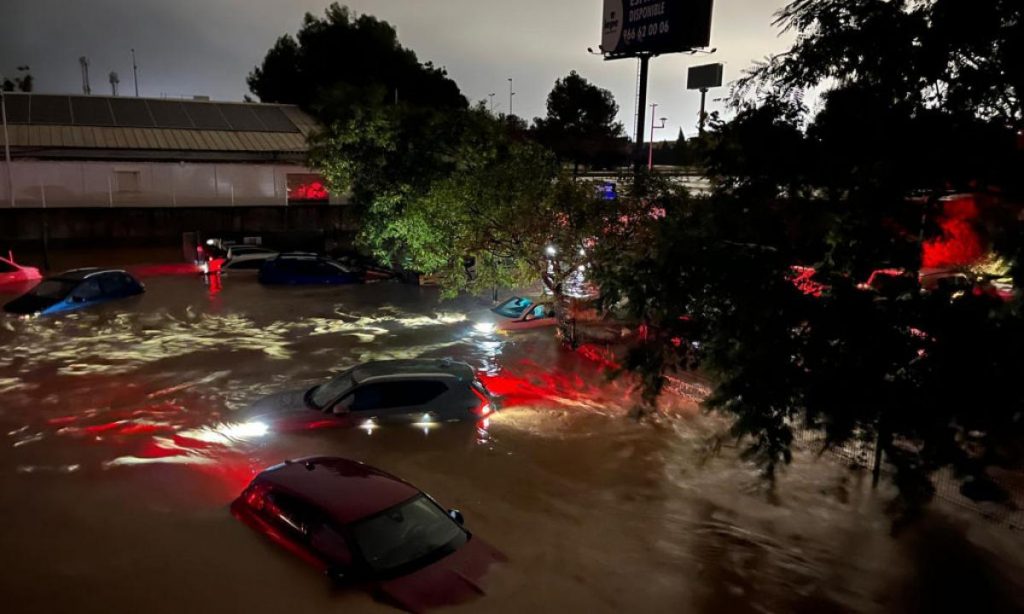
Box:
(634, 54), (650, 177)
(698, 87), (708, 135)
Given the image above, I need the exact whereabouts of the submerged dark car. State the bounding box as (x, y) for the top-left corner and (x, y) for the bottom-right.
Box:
(242, 359), (500, 432)
(258, 253), (362, 286)
(232, 457), (505, 612)
(3, 268), (144, 316)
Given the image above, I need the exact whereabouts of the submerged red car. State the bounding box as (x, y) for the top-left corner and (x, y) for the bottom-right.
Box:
(0, 253), (42, 286)
(231, 457), (505, 612)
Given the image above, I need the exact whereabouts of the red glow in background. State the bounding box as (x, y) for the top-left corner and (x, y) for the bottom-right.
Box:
(289, 181), (329, 202)
(922, 196), (986, 268)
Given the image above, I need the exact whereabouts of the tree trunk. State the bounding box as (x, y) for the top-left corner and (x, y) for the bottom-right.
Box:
(554, 289), (578, 349)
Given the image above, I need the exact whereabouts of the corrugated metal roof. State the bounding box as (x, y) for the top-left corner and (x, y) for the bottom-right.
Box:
(3, 94), (317, 155)
(6, 123), (310, 153)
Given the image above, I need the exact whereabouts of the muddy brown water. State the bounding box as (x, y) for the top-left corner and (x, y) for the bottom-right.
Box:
(1, 256), (1022, 613)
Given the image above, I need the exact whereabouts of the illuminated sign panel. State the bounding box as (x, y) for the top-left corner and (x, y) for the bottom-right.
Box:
(602, 0), (714, 59)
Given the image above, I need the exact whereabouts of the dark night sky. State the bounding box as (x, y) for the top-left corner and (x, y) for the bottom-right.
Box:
(1, 0), (794, 139)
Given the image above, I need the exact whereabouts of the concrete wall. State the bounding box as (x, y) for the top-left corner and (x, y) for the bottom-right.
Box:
(0, 160), (345, 208)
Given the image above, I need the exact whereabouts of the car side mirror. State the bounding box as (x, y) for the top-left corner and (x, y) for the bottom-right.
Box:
(448, 509), (464, 526)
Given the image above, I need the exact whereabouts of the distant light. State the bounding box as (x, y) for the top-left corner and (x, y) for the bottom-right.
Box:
(361, 419), (378, 435)
(545, 246), (557, 257)
(578, 265), (586, 272)
(206, 239), (216, 246)
(579, 248), (586, 257)
(475, 322), (496, 334)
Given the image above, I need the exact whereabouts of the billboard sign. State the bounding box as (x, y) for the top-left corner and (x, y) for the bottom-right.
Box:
(687, 63), (724, 90)
(602, 0), (714, 59)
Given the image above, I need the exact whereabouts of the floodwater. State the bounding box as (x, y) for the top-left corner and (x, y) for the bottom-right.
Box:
(1, 258), (1023, 614)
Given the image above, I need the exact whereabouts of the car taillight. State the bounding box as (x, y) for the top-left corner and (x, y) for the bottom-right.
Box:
(470, 386), (493, 417)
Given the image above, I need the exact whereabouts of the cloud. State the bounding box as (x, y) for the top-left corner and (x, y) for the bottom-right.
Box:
(2, 0), (793, 139)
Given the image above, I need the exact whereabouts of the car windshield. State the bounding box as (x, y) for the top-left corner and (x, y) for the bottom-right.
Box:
(308, 371), (354, 409)
(30, 279), (77, 300)
(493, 297), (534, 318)
(350, 495), (467, 575)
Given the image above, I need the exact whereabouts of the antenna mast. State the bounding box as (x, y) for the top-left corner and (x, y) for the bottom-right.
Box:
(79, 57), (91, 95)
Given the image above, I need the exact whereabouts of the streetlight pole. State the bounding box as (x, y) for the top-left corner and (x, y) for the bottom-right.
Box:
(131, 48), (139, 97)
(508, 78), (515, 117)
(488, 92), (495, 114)
(647, 105), (666, 171)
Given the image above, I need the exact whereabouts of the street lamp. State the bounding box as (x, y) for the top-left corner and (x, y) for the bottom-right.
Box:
(508, 78), (515, 117)
(647, 104), (667, 170)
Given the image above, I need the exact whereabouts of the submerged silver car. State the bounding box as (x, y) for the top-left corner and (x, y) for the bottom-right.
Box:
(243, 359), (500, 431)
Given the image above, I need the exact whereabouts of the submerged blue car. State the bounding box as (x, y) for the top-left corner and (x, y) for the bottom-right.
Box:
(258, 254), (362, 286)
(3, 268), (145, 316)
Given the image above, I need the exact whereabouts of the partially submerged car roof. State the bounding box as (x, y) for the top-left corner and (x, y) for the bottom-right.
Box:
(53, 267), (131, 281)
(256, 457), (420, 524)
(352, 359), (475, 385)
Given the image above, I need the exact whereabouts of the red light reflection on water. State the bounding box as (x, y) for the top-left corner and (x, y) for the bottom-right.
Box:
(479, 358), (608, 409)
(575, 343), (621, 371)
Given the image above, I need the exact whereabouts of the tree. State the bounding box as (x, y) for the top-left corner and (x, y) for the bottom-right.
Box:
(317, 104), (607, 302)
(2, 65), (33, 92)
(533, 71), (626, 174)
(248, 3), (465, 122)
(591, 0), (1024, 515)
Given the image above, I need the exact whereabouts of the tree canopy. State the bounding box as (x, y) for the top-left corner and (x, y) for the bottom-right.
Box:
(592, 0), (1024, 515)
(313, 103), (607, 298)
(247, 3), (465, 121)
(532, 71), (626, 172)
(2, 65), (33, 92)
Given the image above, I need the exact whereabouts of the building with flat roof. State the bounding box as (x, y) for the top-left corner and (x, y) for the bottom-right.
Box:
(0, 92), (338, 208)
(0, 93), (355, 251)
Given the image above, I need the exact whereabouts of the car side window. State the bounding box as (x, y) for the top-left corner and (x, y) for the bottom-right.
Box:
(526, 305), (549, 320)
(0, 261), (17, 273)
(72, 279), (102, 300)
(295, 261), (321, 275)
(98, 273), (126, 294)
(346, 381), (449, 412)
(317, 260), (343, 275)
(228, 259), (265, 270)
